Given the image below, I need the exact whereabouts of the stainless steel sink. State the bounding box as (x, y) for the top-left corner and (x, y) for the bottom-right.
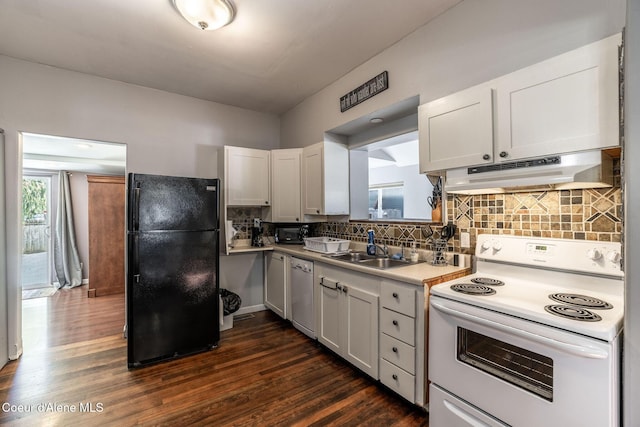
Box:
(324, 252), (420, 269)
(359, 257), (415, 269)
(327, 252), (377, 262)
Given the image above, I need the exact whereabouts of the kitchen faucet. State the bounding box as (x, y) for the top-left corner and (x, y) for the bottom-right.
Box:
(374, 244), (388, 258)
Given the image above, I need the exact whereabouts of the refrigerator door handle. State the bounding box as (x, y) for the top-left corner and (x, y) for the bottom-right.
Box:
(133, 186), (141, 231)
(132, 234), (140, 280)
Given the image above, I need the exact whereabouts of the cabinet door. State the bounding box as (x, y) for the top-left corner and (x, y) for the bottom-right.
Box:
(272, 149), (302, 222)
(419, 85), (494, 172)
(88, 175), (126, 297)
(302, 143), (324, 215)
(225, 146), (271, 206)
(344, 285), (379, 378)
(495, 34), (620, 161)
(317, 277), (341, 353)
(265, 252), (286, 318)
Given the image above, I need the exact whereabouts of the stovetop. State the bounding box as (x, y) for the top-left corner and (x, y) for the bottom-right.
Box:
(430, 235), (624, 342)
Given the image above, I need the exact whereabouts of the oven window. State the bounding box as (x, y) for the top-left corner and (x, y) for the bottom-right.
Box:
(457, 327), (553, 401)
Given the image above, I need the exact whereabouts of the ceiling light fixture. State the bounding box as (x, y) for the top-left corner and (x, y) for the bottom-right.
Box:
(173, 0), (235, 31)
(370, 117), (384, 124)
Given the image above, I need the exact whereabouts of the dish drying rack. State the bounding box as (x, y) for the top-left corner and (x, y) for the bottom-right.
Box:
(304, 237), (351, 254)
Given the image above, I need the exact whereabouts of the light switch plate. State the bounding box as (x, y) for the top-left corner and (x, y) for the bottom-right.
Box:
(461, 232), (470, 248)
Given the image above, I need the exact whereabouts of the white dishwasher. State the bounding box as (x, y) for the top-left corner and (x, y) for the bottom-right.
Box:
(290, 257), (314, 338)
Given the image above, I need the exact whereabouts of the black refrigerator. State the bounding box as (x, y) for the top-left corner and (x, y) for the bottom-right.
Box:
(126, 173), (220, 368)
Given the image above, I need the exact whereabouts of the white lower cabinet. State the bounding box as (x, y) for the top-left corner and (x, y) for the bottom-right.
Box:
(380, 359), (416, 403)
(264, 252), (287, 319)
(379, 280), (425, 406)
(316, 264), (379, 379)
(313, 263), (425, 406)
(380, 333), (415, 374)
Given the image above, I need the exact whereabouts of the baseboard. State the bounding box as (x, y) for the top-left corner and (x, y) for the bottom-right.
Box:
(82, 279), (89, 285)
(235, 304), (266, 316)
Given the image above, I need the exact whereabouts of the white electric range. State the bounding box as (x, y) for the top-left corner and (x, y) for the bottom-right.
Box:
(429, 234), (623, 427)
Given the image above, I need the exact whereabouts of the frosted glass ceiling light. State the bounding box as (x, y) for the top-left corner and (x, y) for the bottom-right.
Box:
(173, 0), (235, 31)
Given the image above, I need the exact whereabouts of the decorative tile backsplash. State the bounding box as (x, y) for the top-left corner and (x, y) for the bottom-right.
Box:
(226, 207), (266, 240)
(319, 187), (622, 254)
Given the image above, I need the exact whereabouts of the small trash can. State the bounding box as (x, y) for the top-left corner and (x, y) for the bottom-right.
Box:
(220, 288), (241, 331)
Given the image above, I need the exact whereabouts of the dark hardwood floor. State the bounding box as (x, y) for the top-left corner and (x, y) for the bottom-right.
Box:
(1, 286), (428, 426)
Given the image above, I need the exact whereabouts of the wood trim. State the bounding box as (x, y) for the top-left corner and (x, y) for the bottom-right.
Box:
(86, 175), (125, 185)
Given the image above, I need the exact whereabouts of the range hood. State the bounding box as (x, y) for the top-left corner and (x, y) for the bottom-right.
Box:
(445, 150), (615, 195)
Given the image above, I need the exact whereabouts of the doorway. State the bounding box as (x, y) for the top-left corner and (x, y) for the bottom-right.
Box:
(21, 174), (54, 293)
(20, 132), (127, 350)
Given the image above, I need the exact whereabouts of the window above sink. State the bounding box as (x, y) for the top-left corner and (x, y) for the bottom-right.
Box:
(350, 130), (438, 223)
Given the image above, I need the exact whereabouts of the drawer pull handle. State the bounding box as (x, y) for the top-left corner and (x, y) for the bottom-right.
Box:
(392, 347), (398, 353)
(392, 292), (398, 298)
(392, 374), (398, 380)
(392, 320), (398, 326)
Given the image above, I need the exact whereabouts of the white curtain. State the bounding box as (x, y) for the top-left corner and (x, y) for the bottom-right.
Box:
(53, 171), (82, 288)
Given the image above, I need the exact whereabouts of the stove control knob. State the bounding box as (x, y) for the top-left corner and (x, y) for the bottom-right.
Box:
(606, 250), (620, 263)
(587, 248), (602, 261)
(492, 241), (503, 252)
(481, 240), (493, 251)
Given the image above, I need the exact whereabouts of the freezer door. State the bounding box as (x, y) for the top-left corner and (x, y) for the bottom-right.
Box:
(127, 230), (219, 367)
(128, 174), (219, 232)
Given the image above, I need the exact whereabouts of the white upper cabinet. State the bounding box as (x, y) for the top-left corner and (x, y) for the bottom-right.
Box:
(418, 85), (494, 172)
(224, 146), (271, 206)
(302, 141), (349, 216)
(419, 33), (621, 173)
(495, 34), (620, 161)
(271, 149), (302, 222)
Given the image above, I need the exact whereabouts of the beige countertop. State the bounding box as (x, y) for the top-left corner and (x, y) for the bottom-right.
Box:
(271, 244), (472, 287)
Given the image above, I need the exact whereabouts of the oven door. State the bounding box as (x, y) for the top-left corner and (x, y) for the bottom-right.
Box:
(429, 296), (619, 427)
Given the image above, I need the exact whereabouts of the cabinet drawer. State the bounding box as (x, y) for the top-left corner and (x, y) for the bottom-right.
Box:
(380, 333), (415, 375)
(380, 309), (415, 346)
(381, 282), (415, 317)
(380, 359), (415, 403)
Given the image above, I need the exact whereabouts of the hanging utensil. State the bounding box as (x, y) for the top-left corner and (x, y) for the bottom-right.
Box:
(421, 225), (433, 240)
(427, 196), (439, 209)
(442, 222), (457, 241)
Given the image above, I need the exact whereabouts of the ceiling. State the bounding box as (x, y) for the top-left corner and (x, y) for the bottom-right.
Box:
(365, 131), (419, 169)
(23, 133), (126, 175)
(0, 0), (461, 115)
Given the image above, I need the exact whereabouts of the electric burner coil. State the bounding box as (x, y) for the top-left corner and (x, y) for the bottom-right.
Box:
(471, 277), (505, 286)
(544, 304), (602, 322)
(548, 293), (613, 309)
(450, 283), (496, 296)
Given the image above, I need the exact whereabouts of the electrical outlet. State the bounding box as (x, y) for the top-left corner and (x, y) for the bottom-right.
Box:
(253, 218), (261, 228)
(461, 232), (471, 248)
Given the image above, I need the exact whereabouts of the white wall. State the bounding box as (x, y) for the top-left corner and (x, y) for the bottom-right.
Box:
(281, 0), (625, 147)
(0, 55), (280, 360)
(0, 130), (7, 368)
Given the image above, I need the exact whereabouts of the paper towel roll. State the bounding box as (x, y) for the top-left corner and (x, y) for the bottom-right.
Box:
(226, 220), (237, 248)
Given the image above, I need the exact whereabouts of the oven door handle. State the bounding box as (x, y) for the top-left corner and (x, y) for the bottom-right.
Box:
(431, 300), (608, 359)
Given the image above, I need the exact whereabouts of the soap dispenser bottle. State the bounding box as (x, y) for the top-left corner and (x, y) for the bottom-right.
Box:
(367, 229), (376, 255)
(410, 241), (419, 263)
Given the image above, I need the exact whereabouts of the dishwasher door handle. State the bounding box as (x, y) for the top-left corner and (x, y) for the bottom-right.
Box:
(319, 276), (338, 290)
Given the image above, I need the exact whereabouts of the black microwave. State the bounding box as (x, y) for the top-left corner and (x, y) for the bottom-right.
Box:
(274, 225), (309, 244)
